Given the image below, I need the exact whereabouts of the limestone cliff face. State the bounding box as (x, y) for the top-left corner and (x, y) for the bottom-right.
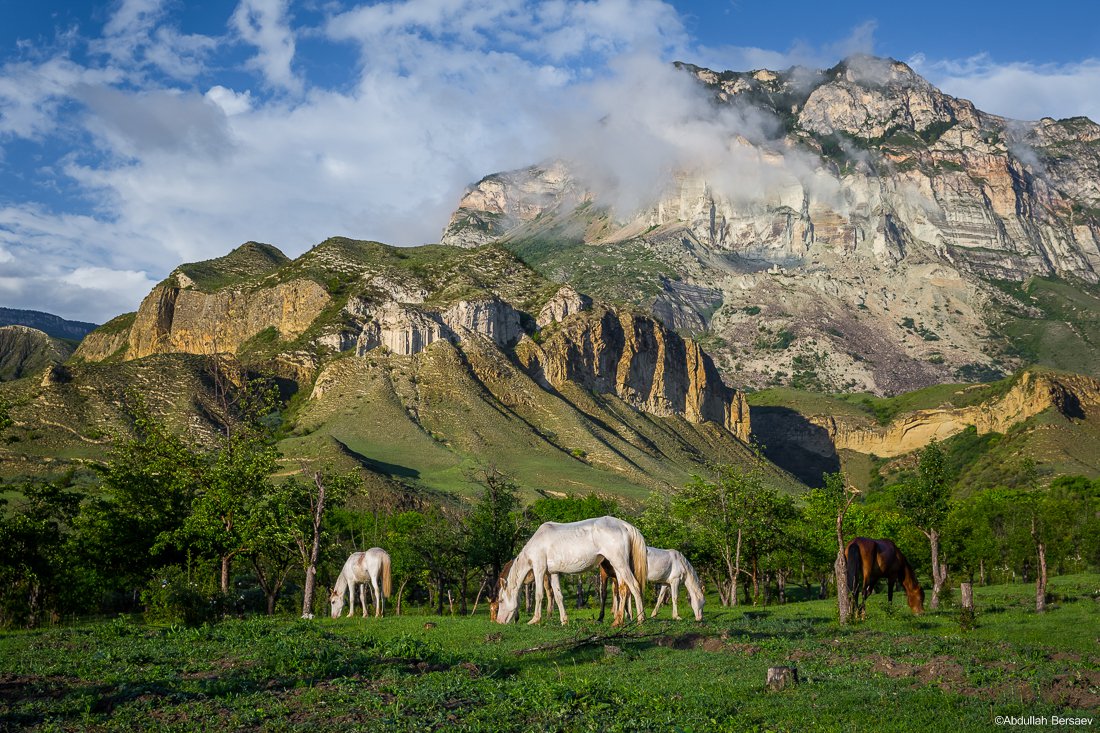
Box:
(517, 305), (751, 440)
(126, 278), (330, 359)
(333, 296), (523, 357)
(811, 371), (1100, 457)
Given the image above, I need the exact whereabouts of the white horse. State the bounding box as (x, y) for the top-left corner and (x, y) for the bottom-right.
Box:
(601, 547), (706, 621)
(330, 548), (392, 618)
(495, 516), (647, 627)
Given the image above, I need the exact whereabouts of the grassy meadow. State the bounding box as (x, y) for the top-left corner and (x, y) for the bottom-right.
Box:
(2, 574), (1097, 732)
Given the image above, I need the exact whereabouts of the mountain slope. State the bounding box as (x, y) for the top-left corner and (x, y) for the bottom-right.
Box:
(440, 55), (1100, 395)
(14, 237), (774, 499)
(0, 326), (74, 382)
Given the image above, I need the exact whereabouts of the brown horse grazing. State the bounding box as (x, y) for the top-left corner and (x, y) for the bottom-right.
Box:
(845, 537), (925, 616)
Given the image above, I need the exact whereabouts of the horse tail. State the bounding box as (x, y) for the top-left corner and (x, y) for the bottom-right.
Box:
(381, 551), (393, 598)
(846, 540), (863, 597)
(630, 526), (647, 598)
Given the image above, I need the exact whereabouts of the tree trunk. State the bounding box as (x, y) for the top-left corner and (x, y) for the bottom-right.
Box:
(834, 550), (852, 624)
(436, 577), (444, 616)
(819, 574), (828, 600)
(300, 473), (327, 618)
(460, 572), (469, 615)
(1035, 542), (1047, 613)
(396, 578), (409, 616)
(979, 559), (986, 586)
(731, 528), (742, 607)
(960, 582), (973, 611)
(777, 570), (787, 605)
(928, 528), (947, 610)
(576, 577), (584, 609)
(221, 555), (232, 595)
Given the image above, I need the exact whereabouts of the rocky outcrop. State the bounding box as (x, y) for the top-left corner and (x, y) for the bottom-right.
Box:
(441, 162), (580, 248)
(0, 326), (73, 381)
(517, 305), (751, 440)
(537, 285), (592, 327)
(336, 296), (523, 357)
(811, 371), (1100, 457)
(124, 278), (330, 360)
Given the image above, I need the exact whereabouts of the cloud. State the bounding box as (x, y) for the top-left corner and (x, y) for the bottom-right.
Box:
(910, 54), (1100, 122)
(692, 19), (877, 74)
(93, 0), (217, 81)
(232, 0), (301, 93)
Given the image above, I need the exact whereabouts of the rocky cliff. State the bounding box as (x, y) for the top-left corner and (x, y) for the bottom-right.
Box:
(516, 305), (750, 441)
(811, 371), (1100, 458)
(440, 55), (1100, 395)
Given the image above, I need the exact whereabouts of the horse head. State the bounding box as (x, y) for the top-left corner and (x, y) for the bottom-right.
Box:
(494, 574), (520, 625)
(329, 587), (345, 618)
(907, 583), (925, 615)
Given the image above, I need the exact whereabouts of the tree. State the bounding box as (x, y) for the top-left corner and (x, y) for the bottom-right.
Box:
(277, 470), (358, 617)
(0, 478), (81, 626)
(464, 469), (522, 603)
(172, 376), (280, 594)
(669, 458), (780, 607)
(895, 441), (951, 608)
(79, 395), (202, 598)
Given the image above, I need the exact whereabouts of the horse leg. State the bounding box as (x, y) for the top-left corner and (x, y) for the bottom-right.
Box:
(652, 585), (667, 618)
(612, 561), (644, 625)
(549, 574), (568, 625)
(360, 583), (369, 618)
(346, 582), (355, 618)
(597, 571), (608, 623)
(669, 579), (682, 620)
(370, 576), (381, 618)
(529, 567), (546, 625)
(887, 577), (895, 604)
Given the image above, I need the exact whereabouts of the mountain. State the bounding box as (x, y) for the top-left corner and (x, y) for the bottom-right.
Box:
(440, 55), (1100, 396)
(0, 326), (74, 382)
(22, 237), (779, 498)
(0, 308), (98, 341)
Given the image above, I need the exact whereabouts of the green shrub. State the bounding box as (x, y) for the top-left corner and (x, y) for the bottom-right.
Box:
(141, 566), (220, 627)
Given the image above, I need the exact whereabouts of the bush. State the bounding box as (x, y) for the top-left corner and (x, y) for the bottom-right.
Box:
(141, 565), (220, 627)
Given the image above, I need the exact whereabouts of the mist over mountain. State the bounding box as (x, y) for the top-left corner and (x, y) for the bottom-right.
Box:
(441, 55), (1100, 395)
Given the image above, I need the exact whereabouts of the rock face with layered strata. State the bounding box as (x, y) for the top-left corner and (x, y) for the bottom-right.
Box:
(518, 305), (751, 440)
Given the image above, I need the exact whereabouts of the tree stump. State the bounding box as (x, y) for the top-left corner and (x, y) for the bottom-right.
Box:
(960, 583), (974, 611)
(766, 666), (798, 691)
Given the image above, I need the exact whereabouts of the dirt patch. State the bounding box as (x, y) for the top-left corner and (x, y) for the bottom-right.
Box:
(654, 633), (759, 654)
(1049, 652), (1082, 662)
(1043, 670), (1100, 710)
(868, 654), (970, 693)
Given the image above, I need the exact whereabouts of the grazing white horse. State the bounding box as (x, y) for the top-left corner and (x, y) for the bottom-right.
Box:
(495, 516), (647, 627)
(330, 548), (392, 618)
(602, 547), (706, 621)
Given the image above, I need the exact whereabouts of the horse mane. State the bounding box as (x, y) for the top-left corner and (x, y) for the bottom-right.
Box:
(333, 572), (349, 598)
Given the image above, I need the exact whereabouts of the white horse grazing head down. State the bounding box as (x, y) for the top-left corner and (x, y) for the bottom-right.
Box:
(496, 516), (648, 627)
(330, 548), (393, 619)
(648, 547), (705, 621)
(600, 546), (706, 622)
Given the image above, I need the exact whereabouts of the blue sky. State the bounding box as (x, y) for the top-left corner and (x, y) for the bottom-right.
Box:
(1, 0), (1098, 322)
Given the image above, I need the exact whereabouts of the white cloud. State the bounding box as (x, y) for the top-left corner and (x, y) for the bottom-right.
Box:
(231, 0), (301, 93)
(205, 85), (253, 116)
(910, 54), (1100, 122)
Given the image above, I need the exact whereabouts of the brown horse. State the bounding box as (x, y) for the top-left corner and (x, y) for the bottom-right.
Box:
(845, 537), (925, 616)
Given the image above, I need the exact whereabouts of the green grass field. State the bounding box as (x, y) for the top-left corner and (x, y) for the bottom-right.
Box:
(3, 574), (1097, 731)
